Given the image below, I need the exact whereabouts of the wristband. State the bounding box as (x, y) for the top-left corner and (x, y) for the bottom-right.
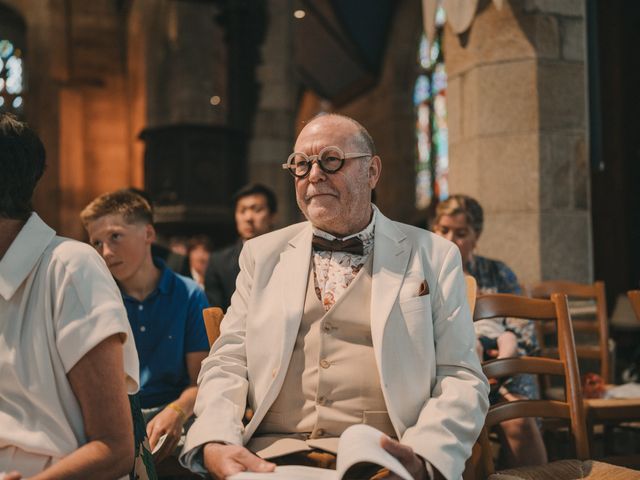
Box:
(167, 402), (187, 422)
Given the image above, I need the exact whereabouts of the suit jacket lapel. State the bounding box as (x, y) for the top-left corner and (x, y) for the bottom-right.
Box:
(371, 213), (410, 358)
(276, 224), (312, 368)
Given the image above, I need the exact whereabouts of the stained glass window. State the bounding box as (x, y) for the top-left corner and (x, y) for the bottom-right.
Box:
(413, 6), (448, 209)
(0, 39), (24, 115)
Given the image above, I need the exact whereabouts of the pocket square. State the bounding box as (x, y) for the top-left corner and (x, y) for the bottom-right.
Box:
(418, 279), (429, 296)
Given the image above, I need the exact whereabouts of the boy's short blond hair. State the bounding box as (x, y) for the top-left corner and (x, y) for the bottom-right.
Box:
(80, 189), (153, 228)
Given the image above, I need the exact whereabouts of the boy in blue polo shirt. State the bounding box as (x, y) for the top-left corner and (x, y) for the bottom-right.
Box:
(81, 190), (209, 461)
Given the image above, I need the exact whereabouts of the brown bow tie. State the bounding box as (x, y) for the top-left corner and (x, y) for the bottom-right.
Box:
(312, 235), (364, 255)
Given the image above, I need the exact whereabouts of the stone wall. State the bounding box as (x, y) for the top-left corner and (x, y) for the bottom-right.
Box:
(3, 0), (135, 239)
(446, 0), (591, 284)
(246, 0), (299, 226)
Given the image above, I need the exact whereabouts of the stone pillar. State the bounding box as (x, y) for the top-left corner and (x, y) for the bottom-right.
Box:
(446, 0), (591, 284)
(246, 0), (298, 225)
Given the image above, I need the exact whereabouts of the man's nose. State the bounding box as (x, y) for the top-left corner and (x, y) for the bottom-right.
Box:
(307, 160), (326, 182)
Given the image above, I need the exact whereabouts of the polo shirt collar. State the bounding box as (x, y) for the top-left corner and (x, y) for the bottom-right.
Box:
(0, 212), (56, 301)
(153, 257), (173, 295)
(120, 257), (173, 303)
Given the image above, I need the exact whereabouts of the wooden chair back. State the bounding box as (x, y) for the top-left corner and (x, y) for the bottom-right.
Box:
(529, 280), (611, 384)
(465, 274), (477, 315)
(473, 293), (590, 476)
(628, 290), (640, 323)
(202, 306), (224, 347)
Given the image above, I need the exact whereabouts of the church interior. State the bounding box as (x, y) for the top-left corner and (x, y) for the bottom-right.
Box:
(2, 0), (640, 474)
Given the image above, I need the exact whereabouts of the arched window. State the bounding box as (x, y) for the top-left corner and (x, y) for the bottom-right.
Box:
(0, 5), (26, 116)
(414, 7), (448, 209)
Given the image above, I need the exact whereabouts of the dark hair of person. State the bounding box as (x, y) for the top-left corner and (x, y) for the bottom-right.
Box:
(232, 183), (278, 214)
(0, 113), (47, 220)
(187, 234), (213, 254)
(80, 189), (154, 227)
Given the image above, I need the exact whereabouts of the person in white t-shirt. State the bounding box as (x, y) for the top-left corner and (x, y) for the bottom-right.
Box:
(0, 113), (140, 480)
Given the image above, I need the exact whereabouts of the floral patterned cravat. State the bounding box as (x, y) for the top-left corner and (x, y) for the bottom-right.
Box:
(311, 207), (377, 311)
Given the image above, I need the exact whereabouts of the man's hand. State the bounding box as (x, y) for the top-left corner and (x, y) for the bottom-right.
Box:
(146, 406), (184, 462)
(3, 471), (21, 480)
(380, 436), (428, 480)
(203, 443), (275, 479)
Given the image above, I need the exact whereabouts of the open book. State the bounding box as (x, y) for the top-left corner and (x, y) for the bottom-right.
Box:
(228, 424), (413, 480)
(152, 433), (168, 458)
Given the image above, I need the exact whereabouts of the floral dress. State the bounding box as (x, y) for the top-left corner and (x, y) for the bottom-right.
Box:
(467, 255), (540, 402)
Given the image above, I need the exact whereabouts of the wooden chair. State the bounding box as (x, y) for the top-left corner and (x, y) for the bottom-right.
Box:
(473, 293), (590, 478)
(531, 283), (640, 463)
(529, 280), (611, 384)
(203, 306), (224, 347)
(628, 290), (640, 323)
(201, 307), (254, 423)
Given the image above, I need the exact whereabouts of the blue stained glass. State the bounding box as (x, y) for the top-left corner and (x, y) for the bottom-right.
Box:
(417, 130), (430, 164)
(6, 75), (22, 94)
(435, 6), (446, 27)
(0, 38), (25, 114)
(438, 131), (448, 159)
(413, 75), (430, 105)
(6, 56), (21, 73)
(415, 13), (448, 207)
(430, 38), (440, 65)
(419, 35), (430, 69)
(5, 56), (23, 94)
(0, 40), (14, 59)
(437, 176), (449, 200)
(433, 63), (447, 93)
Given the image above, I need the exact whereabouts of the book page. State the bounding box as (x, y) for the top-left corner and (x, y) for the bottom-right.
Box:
(335, 425), (413, 480)
(229, 425), (414, 480)
(151, 433), (168, 457)
(228, 465), (333, 480)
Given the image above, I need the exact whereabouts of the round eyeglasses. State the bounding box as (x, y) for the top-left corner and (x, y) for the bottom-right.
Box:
(281, 146), (371, 178)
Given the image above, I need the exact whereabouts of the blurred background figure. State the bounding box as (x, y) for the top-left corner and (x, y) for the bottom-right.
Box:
(188, 235), (212, 289)
(432, 194), (548, 468)
(169, 236), (189, 257)
(81, 190), (210, 464)
(205, 183), (277, 310)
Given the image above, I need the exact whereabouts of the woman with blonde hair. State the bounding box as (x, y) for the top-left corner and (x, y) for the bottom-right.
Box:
(433, 194), (547, 468)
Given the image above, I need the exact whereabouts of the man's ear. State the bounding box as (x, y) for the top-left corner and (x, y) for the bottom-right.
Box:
(144, 223), (156, 244)
(368, 155), (382, 189)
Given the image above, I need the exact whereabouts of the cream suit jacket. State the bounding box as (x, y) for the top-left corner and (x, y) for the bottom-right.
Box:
(181, 210), (489, 480)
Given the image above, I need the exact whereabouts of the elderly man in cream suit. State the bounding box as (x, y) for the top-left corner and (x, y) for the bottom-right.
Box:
(181, 114), (489, 480)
